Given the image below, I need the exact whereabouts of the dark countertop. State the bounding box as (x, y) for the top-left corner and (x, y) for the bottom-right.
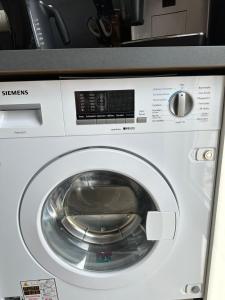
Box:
(0, 46), (225, 78)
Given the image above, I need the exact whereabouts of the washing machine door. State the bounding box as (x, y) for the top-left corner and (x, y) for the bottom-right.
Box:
(20, 147), (179, 289)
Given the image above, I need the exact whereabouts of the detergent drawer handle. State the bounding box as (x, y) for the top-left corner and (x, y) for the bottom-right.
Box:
(0, 103), (42, 128)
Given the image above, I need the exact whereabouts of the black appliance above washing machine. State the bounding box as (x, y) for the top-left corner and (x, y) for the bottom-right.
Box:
(0, 0), (145, 49)
(0, 0), (225, 49)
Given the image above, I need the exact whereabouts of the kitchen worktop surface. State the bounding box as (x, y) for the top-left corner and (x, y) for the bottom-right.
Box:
(0, 46), (225, 79)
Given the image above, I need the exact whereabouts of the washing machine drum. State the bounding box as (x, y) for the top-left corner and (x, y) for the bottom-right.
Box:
(20, 148), (179, 289)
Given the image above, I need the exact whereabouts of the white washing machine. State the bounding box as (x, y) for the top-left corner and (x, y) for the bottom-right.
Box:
(0, 76), (224, 300)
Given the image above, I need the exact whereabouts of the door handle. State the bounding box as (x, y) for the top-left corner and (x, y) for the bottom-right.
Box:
(146, 211), (176, 240)
(40, 1), (70, 45)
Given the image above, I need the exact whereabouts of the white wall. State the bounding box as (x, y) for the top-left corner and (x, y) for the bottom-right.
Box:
(206, 129), (225, 300)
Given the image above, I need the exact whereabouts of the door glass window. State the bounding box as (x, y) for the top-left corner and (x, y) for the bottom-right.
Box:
(41, 171), (157, 272)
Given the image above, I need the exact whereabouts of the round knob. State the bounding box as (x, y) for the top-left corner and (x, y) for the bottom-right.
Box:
(169, 92), (193, 117)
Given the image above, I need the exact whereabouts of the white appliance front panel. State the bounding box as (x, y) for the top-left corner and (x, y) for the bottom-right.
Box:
(0, 131), (219, 300)
(0, 75), (223, 300)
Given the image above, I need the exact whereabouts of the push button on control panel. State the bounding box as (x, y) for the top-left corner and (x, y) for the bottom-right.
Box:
(77, 119), (97, 125)
(96, 119), (106, 124)
(136, 117), (147, 123)
(126, 118), (135, 123)
(115, 119), (126, 124)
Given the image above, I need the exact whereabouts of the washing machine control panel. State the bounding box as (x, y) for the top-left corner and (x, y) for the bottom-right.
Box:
(0, 76), (223, 138)
(61, 76), (224, 136)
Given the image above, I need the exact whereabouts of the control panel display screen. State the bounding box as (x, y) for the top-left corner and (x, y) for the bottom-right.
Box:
(75, 90), (134, 124)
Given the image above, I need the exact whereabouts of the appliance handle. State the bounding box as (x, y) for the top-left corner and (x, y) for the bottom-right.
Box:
(0, 9), (10, 32)
(146, 211), (176, 240)
(40, 2), (70, 45)
(0, 104), (42, 128)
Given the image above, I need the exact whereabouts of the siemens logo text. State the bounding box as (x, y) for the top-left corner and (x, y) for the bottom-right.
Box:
(2, 90), (29, 96)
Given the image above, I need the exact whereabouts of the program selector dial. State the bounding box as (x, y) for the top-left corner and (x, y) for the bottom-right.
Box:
(169, 91), (193, 117)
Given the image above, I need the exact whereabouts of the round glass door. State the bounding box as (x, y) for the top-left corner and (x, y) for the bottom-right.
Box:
(42, 170), (157, 272)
